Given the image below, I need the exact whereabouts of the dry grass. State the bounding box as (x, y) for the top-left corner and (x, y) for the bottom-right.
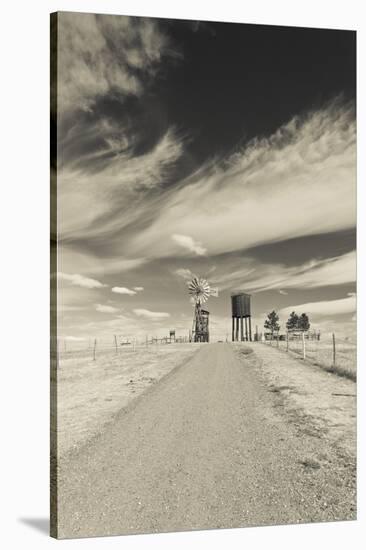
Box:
(267, 338), (356, 381)
(241, 342), (356, 459)
(55, 343), (201, 458)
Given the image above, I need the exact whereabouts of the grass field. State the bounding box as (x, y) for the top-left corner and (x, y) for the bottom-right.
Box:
(56, 343), (201, 458)
(235, 343), (356, 460)
(54, 335), (356, 460)
(265, 337), (356, 380)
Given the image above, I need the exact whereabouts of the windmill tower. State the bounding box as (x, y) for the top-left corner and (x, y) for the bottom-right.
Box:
(188, 277), (218, 342)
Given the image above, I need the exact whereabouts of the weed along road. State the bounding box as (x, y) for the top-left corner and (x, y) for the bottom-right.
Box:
(57, 343), (356, 538)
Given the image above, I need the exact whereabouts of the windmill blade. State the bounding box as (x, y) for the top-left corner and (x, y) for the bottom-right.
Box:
(188, 277), (200, 292)
(188, 277), (211, 303)
(189, 277), (209, 290)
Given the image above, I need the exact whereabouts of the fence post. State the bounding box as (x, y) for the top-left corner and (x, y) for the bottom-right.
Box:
(93, 338), (97, 361)
(332, 333), (336, 369)
(302, 332), (306, 360)
(286, 331), (289, 352)
(277, 331), (279, 348)
(114, 334), (118, 354)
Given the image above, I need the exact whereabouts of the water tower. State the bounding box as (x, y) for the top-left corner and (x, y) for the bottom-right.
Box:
(231, 292), (252, 342)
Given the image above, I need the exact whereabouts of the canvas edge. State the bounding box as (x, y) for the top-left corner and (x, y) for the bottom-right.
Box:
(50, 11), (58, 540)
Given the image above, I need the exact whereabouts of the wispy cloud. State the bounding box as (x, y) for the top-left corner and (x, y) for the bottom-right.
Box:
(111, 287), (137, 295)
(279, 294), (356, 318)
(172, 234), (207, 256)
(129, 100), (355, 259)
(57, 13), (173, 114)
(59, 128), (184, 240)
(58, 248), (147, 277)
(133, 308), (170, 320)
(133, 286), (144, 292)
(95, 304), (119, 313)
(211, 250), (356, 292)
(174, 268), (195, 280)
(57, 14), (185, 245)
(58, 272), (107, 289)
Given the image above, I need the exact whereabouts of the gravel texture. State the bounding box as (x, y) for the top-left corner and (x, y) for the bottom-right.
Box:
(55, 343), (356, 539)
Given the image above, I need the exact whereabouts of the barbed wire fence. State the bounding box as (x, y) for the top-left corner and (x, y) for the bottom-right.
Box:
(52, 330), (356, 382)
(260, 331), (356, 381)
(52, 333), (194, 362)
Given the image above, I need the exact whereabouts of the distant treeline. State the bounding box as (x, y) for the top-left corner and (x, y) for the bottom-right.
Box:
(264, 310), (310, 335)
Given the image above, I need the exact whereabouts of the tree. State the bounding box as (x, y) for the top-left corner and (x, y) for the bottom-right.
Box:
(286, 311), (299, 331)
(298, 313), (310, 331)
(264, 310), (280, 335)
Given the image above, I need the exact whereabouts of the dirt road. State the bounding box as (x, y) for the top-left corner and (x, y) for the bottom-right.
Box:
(56, 343), (356, 538)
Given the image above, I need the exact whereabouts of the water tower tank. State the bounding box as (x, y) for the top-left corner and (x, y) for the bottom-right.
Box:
(231, 292), (252, 342)
(231, 293), (251, 317)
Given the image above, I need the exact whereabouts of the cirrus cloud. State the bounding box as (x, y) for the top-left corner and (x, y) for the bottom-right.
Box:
(279, 294), (356, 319)
(57, 13), (173, 114)
(129, 100), (356, 259)
(174, 268), (195, 280)
(211, 250), (356, 293)
(58, 128), (184, 239)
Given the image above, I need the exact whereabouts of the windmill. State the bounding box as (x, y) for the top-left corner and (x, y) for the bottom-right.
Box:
(188, 276), (218, 342)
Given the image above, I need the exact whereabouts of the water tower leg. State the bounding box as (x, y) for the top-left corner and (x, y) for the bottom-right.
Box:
(232, 317), (235, 341)
(244, 317), (248, 341)
(235, 317), (239, 341)
(240, 317), (244, 341)
(249, 317), (252, 341)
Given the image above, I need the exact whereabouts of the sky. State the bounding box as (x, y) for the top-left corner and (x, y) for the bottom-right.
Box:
(54, 12), (356, 345)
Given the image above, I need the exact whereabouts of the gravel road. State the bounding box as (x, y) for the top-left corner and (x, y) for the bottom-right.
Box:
(56, 343), (356, 539)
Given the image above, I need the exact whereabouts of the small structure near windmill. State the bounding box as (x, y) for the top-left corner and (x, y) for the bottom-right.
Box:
(231, 292), (252, 342)
(188, 276), (218, 342)
(199, 309), (210, 341)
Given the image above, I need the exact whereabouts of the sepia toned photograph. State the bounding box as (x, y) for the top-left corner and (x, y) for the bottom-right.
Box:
(50, 11), (356, 539)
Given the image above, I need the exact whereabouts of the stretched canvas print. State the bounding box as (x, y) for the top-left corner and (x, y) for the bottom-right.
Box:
(50, 11), (357, 539)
